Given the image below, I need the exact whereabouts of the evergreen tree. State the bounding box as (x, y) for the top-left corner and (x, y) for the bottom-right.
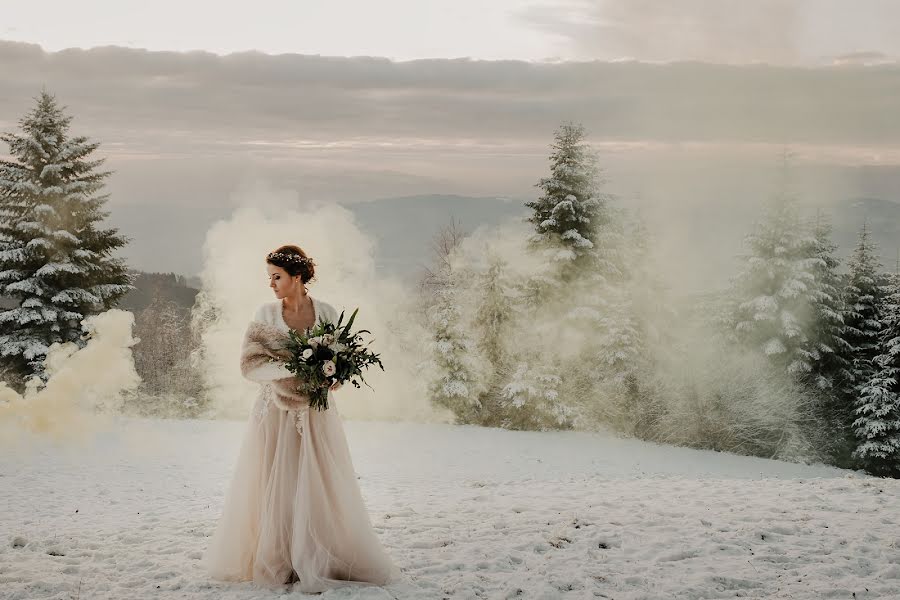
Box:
(463, 250), (519, 425)
(426, 279), (485, 424)
(499, 361), (570, 430)
(525, 123), (621, 284)
(0, 91), (131, 376)
(852, 267), (900, 477)
(421, 220), (485, 424)
(525, 123), (633, 366)
(578, 284), (642, 383)
(730, 182), (819, 378)
(473, 252), (515, 369)
(841, 223), (885, 395)
(806, 210), (852, 391)
(519, 123), (645, 431)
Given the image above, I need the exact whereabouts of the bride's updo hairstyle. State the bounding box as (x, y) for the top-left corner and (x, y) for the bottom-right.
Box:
(266, 244), (316, 284)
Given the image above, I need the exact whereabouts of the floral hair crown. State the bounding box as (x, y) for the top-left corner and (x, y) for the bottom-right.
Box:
(267, 251), (314, 267)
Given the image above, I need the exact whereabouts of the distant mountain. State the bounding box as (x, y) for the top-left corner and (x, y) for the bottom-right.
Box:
(344, 193), (900, 285)
(826, 197), (900, 268)
(2, 195), (896, 310)
(345, 194), (528, 280)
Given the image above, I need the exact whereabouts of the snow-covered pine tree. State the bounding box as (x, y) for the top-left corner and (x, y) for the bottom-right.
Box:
(471, 251), (521, 415)
(852, 265), (900, 477)
(613, 211), (679, 437)
(468, 252), (515, 426)
(473, 252), (515, 369)
(525, 123), (631, 360)
(499, 361), (570, 430)
(0, 91), (131, 377)
(841, 223), (885, 397)
(421, 220), (486, 424)
(519, 123), (639, 431)
(806, 210), (852, 391)
(730, 179), (819, 379)
(426, 280), (485, 424)
(579, 283), (642, 383)
(525, 122), (621, 286)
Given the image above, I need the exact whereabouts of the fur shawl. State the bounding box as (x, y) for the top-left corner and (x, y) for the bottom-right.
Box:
(240, 320), (309, 412)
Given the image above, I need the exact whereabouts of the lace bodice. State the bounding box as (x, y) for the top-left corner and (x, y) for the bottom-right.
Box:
(250, 295), (341, 429)
(252, 296), (340, 333)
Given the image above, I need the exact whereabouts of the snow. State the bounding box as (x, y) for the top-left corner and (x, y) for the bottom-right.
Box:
(37, 263), (86, 278)
(49, 288), (98, 305)
(2, 417), (897, 599)
(0, 270), (25, 283)
(0, 307), (41, 325)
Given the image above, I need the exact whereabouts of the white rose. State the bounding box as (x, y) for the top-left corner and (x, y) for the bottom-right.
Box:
(301, 348), (313, 360)
(322, 360), (336, 377)
(322, 334), (335, 345)
(308, 336), (321, 348)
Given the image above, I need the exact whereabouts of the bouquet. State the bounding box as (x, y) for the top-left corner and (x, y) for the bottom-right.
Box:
(283, 308), (384, 411)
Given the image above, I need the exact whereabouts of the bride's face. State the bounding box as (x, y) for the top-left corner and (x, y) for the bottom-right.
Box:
(267, 264), (303, 299)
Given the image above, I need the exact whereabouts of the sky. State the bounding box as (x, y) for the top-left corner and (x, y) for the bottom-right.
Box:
(1, 1), (899, 279)
(5, 0), (900, 64)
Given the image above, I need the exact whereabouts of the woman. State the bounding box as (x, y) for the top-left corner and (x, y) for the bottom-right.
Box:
(204, 244), (398, 593)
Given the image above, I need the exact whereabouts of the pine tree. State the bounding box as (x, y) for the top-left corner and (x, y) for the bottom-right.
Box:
(466, 252), (518, 426)
(525, 123), (620, 284)
(499, 361), (570, 430)
(730, 179), (819, 378)
(525, 123), (633, 366)
(842, 223), (885, 395)
(473, 252), (515, 369)
(421, 220), (485, 424)
(426, 280), (485, 424)
(0, 90), (131, 376)
(806, 210), (852, 391)
(577, 284), (642, 382)
(852, 267), (900, 477)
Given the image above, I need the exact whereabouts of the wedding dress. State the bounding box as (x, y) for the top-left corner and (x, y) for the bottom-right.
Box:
(203, 295), (398, 592)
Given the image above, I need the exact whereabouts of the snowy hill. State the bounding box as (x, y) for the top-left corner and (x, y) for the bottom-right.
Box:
(2, 417), (897, 599)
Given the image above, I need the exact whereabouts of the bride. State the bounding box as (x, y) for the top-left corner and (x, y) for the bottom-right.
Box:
(203, 244), (399, 592)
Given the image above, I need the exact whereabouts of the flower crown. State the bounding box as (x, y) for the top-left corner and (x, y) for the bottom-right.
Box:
(267, 251), (314, 267)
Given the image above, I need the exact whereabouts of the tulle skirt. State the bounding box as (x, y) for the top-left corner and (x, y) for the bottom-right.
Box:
(204, 385), (398, 593)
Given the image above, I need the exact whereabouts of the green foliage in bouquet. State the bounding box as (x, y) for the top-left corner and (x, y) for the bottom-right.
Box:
(283, 308), (384, 411)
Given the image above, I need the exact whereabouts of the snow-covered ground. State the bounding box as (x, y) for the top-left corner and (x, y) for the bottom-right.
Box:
(2, 417), (899, 599)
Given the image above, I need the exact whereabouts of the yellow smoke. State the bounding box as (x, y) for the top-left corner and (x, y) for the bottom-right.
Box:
(0, 309), (141, 443)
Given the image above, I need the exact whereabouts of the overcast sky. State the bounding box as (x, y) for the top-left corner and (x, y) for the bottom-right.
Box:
(4, 0), (900, 64)
(1, 2), (899, 278)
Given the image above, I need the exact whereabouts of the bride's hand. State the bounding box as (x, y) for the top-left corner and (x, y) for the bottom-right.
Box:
(329, 381), (342, 392)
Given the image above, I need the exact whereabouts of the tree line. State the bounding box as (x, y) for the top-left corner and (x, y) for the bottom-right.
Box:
(418, 124), (900, 477)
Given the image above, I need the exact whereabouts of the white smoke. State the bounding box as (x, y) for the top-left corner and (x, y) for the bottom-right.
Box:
(0, 309), (140, 443)
(195, 182), (442, 422)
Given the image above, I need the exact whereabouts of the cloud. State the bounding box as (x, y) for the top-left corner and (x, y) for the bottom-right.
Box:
(516, 0), (900, 66)
(517, 0), (800, 64)
(831, 51), (893, 66)
(2, 40), (900, 151)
